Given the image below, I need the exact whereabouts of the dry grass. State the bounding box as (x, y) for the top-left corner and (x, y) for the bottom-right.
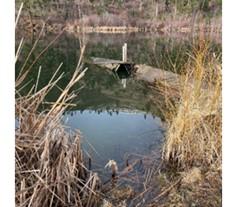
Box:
(15, 8), (101, 206)
(16, 4), (222, 205)
(15, 52), (101, 207)
(151, 41), (222, 206)
(162, 41), (222, 169)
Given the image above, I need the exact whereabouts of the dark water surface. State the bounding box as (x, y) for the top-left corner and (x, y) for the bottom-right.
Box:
(16, 32), (221, 167)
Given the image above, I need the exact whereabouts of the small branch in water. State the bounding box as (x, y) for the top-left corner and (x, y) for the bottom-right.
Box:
(126, 159), (129, 167)
(88, 157), (92, 170)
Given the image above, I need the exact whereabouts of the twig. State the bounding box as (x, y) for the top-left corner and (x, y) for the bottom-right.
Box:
(153, 178), (181, 202)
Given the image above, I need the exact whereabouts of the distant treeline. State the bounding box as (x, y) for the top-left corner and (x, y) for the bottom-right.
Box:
(16, 0), (221, 22)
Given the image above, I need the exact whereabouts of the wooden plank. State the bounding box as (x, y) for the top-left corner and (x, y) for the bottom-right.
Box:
(91, 57), (133, 71)
(91, 57), (124, 65)
(91, 57), (121, 70)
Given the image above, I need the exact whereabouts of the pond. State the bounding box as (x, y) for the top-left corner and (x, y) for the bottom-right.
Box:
(60, 60), (166, 170)
(16, 32), (221, 171)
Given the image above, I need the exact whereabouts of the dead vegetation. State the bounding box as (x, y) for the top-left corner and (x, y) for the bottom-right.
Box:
(15, 8), (101, 205)
(15, 54), (101, 206)
(149, 41), (222, 206)
(15, 4), (221, 205)
(162, 41), (222, 168)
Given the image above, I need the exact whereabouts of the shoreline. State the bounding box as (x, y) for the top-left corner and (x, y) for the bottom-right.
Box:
(17, 15), (221, 35)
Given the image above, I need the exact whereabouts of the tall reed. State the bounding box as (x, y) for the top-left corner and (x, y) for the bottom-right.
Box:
(15, 7), (100, 206)
(152, 41), (222, 206)
(162, 41), (222, 169)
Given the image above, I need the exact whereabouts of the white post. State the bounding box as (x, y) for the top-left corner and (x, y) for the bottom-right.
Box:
(121, 79), (127, 88)
(122, 43), (127, 62)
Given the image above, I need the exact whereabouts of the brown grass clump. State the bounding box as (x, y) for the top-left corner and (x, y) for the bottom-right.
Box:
(15, 58), (101, 206)
(162, 42), (222, 169)
(149, 41), (222, 206)
(15, 8), (101, 204)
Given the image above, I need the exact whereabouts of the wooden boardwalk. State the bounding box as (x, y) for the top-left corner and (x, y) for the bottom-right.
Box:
(92, 57), (125, 65)
(91, 57), (180, 88)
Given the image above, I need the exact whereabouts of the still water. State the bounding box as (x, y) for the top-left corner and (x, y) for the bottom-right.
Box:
(16, 32), (221, 167)
(61, 61), (165, 167)
(64, 110), (163, 167)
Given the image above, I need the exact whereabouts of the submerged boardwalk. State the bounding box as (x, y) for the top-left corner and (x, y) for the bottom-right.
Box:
(91, 57), (180, 89)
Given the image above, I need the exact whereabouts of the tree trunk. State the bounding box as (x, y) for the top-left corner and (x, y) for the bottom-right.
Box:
(155, 2), (159, 17)
(139, 1), (143, 12)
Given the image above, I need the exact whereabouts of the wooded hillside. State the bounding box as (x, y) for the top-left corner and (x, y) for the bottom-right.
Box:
(16, 0), (222, 22)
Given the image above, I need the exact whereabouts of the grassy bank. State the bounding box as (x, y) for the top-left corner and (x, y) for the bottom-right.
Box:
(149, 41), (222, 206)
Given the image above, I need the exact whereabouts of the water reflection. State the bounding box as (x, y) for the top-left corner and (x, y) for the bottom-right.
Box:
(15, 32), (221, 170)
(63, 66), (164, 167)
(64, 109), (157, 120)
(64, 110), (164, 167)
(69, 64), (163, 119)
(16, 32), (221, 96)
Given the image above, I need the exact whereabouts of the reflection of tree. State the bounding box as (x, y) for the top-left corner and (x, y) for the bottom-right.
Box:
(17, 33), (221, 97)
(17, 33), (221, 120)
(145, 101), (151, 112)
(144, 114), (147, 120)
